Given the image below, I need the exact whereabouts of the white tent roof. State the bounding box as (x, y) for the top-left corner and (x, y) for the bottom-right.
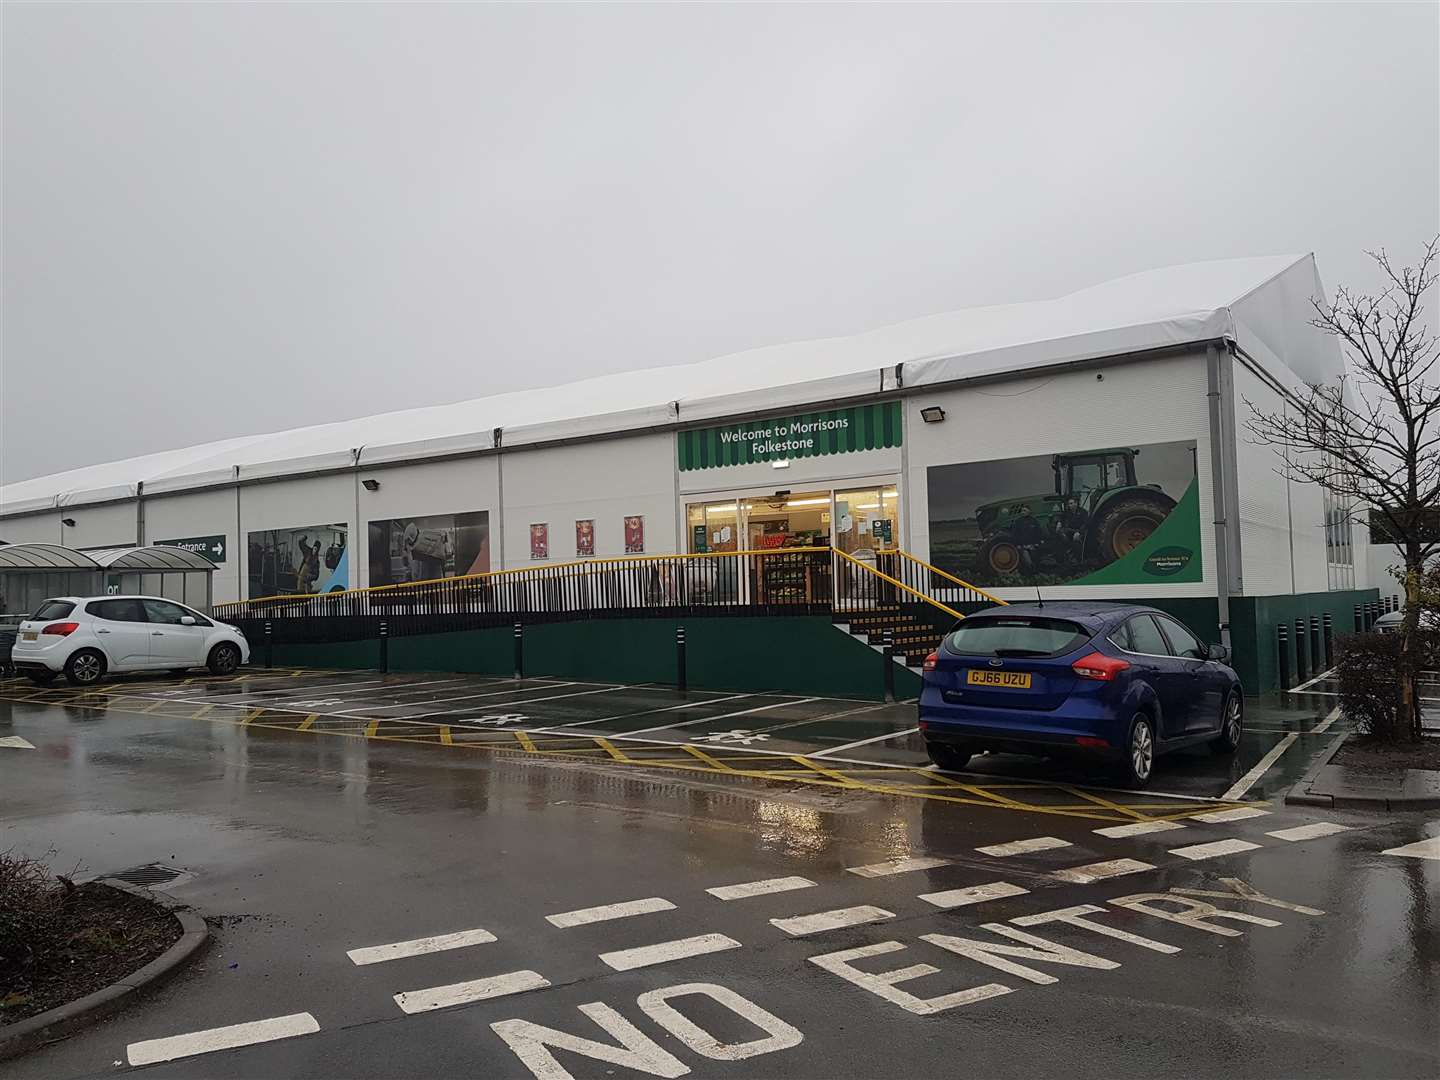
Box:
(1, 253), (1339, 515)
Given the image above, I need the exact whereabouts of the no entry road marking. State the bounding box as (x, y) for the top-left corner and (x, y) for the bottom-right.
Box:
(1381, 836), (1440, 860)
(546, 897), (676, 928)
(1093, 820), (1185, 838)
(394, 970), (551, 1014)
(599, 933), (742, 971)
(1169, 838), (1262, 860)
(707, 876), (817, 901)
(846, 856), (950, 878)
(976, 837), (1072, 857)
(347, 927), (496, 966)
(918, 882), (1029, 909)
(1191, 806), (1270, 824)
(771, 905), (894, 937)
(126, 1013), (319, 1066)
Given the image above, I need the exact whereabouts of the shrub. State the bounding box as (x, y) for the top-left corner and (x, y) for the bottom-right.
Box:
(1336, 629), (1440, 741)
(0, 850), (66, 981)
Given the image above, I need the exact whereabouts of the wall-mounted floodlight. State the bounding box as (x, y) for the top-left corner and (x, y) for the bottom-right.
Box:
(362, 479), (381, 492)
(61, 517), (77, 528)
(771, 459), (791, 469)
(920, 406), (946, 423)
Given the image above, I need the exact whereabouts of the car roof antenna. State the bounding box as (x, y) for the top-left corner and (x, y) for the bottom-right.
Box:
(1034, 586), (1043, 609)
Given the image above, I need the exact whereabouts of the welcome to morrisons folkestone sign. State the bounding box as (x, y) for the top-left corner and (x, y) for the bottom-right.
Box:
(676, 402), (902, 471)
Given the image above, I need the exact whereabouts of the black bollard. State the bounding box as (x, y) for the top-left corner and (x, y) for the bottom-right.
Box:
(1310, 616), (1322, 675)
(1354, 604), (1363, 633)
(1294, 617), (1308, 683)
(379, 621), (389, 674)
(1277, 622), (1291, 691)
(264, 621), (273, 669)
(513, 622), (524, 680)
(676, 625), (687, 695)
(882, 631), (896, 703)
(1322, 612), (1334, 669)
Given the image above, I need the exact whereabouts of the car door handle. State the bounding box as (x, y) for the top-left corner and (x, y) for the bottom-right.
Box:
(152, 631), (164, 637)
(96, 628), (111, 635)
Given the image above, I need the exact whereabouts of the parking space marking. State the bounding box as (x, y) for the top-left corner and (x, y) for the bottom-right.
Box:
(807, 721), (918, 758)
(1191, 806), (1271, 824)
(126, 1013), (320, 1066)
(1266, 822), (1352, 842)
(1381, 837), (1440, 860)
(389, 684), (639, 720)
(347, 927), (497, 966)
(771, 906), (894, 937)
(1221, 733), (1299, 801)
(348, 681), (587, 714)
(546, 692), (754, 730)
(976, 837), (1072, 857)
(394, 971), (551, 1015)
(1093, 820), (1186, 838)
(619, 697), (820, 737)
(846, 856), (950, 878)
(599, 933), (743, 972)
(546, 897), (676, 928)
(918, 882), (1029, 909)
(706, 876), (817, 901)
(1169, 839), (1262, 860)
(1051, 858), (1155, 884)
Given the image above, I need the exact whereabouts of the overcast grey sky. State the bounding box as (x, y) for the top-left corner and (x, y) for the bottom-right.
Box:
(3, 2), (1436, 485)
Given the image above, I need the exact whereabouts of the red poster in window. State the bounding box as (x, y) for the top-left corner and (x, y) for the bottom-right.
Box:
(575, 519), (595, 558)
(759, 533), (787, 549)
(530, 523), (549, 560)
(624, 516), (644, 554)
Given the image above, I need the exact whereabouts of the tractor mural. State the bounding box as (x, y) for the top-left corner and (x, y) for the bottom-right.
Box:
(972, 447), (1176, 578)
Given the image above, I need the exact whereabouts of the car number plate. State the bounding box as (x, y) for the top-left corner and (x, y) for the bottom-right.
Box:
(966, 669), (1032, 689)
(20, 631), (38, 641)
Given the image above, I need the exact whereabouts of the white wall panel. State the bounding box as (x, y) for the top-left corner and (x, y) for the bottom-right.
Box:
(906, 352), (1215, 600)
(353, 456), (500, 586)
(61, 502), (138, 551)
(238, 475), (357, 594)
(501, 434), (676, 565)
(145, 487), (243, 603)
(0, 512), (63, 545)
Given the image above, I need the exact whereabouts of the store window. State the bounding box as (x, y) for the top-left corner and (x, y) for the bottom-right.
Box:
(684, 485), (898, 555)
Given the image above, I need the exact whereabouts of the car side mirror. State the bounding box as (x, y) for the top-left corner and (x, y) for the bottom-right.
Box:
(180, 615), (197, 626)
(1206, 643), (1228, 663)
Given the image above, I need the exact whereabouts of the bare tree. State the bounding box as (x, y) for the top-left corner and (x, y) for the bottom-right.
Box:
(1248, 238), (1439, 742)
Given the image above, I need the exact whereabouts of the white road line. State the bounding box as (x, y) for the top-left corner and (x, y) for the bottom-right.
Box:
(1220, 733), (1298, 801)
(1169, 838), (1262, 861)
(1266, 822), (1352, 842)
(1312, 706), (1342, 735)
(976, 836), (1072, 857)
(599, 933), (742, 971)
(619, 697), (820, 737)
(346, 927), (496, 966)
(394, 970), (550, 1014)
(126, 1013), (320, 1066)
(389, 684), (636, 720)
(355, 681), (584, 713)
(1381, 837), (1440, 860)
(771, 905), (894, 937)
(809, 725), (920, 758)
(550, 692), (753, 730)
(1051, 858), (1155, 884)
(846, 856), (950, 878)
(918, 882), (1029, 909)
(1093, 820), (1186, 838)
(706, 876), (817, 901)
(245, 676), (477, 702)
(1190, 806), (1271, 824)
(546, 897), (676, 928)
(1289, 667), (1338, 693)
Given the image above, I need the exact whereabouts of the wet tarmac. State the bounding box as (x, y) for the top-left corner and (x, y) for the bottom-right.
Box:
(1, 674), (1437, 1079)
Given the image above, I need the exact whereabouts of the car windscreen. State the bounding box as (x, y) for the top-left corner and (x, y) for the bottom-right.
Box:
(944, 616), (1092, 658)
(31, 600), (76, 620)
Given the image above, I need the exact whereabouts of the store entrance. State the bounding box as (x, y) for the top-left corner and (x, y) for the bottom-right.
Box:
(684, 484), (899, 555)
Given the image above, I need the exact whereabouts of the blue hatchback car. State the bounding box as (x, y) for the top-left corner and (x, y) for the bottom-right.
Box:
(918, 602), (1242, 788)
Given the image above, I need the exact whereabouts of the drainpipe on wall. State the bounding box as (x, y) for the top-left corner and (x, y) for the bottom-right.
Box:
(352, 446), (365, 590)
(136, 480), (146, 546)
(1205, 344), (1233, 649)
(234, 465), (243, 599)
(493, 427), (505, 572)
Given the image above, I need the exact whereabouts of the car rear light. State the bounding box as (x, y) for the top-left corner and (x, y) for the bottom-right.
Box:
(923, 652), (938, 672)
(918, 720), (929, 730)
(1075, 736), (1110, 748)
(42, 622), (80, 637)
(1071, 652), (1130, 681)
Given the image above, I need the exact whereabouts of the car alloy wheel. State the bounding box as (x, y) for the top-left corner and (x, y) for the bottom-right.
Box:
(1130, 715), (1154, 783)
(71, 653), (103, 684)
(210, 644), (240, 675)
(1224, 695), (1242, 747)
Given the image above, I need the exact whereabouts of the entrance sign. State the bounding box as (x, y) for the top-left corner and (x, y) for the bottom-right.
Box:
(677, 403), (902, 471)
(155, 534), (227, 563)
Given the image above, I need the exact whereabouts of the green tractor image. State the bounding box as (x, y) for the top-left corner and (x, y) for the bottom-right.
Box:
(973, 448), (1176, 578)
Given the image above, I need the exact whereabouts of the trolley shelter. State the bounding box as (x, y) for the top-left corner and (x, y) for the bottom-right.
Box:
(0, 543), (217, 617)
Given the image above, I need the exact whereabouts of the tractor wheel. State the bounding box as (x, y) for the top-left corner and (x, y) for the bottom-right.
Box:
(978, 535), (1024, 577)
(1093, 497), (1173, 563)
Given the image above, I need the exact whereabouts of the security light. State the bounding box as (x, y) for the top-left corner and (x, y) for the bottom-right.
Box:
(920, 406), (946, 423)
(61, 517), (77, 528)
(362, 479), (381, 492)
(771, 459), (791, 469)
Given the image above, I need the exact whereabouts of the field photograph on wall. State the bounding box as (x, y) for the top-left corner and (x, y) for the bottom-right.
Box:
(248, 524), (348, 598)
(367, 511), (490, 587)
(927, 441), (1202, 587)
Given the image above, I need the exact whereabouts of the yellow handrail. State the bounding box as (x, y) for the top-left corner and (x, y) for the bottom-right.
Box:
(223, 546), (833, 609)
(833, 549), (965, 621)
(890, 550), (1009, 606)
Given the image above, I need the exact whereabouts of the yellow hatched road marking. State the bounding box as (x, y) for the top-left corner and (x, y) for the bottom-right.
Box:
(298, 714), (317, 731)
(681, 745), (734, 771)
(365, 719), (380, 738)
(514, 731), (538, 752)
(440, 726), (453, 745)
(594, 737), (630, 762)
(1061, 784), (1150, 821)
(241, 708), (265, 725)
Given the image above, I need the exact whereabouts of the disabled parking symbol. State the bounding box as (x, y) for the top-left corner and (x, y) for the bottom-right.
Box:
(698, 729), (771, 745)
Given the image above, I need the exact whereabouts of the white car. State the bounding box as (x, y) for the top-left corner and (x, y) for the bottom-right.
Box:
(12, 595), (250, 686)
(1374, 609), (1439, 634)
